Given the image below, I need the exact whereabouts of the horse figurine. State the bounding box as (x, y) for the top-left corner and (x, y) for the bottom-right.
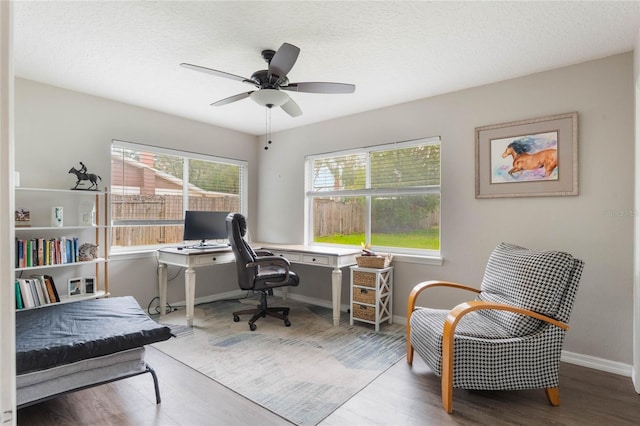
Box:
(69, 162), (102, 190)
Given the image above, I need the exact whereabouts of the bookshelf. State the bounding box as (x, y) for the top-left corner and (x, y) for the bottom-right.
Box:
(14, 187), (110, 309)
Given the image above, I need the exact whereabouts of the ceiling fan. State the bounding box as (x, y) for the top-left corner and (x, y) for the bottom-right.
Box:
(180, 42), (355, 117)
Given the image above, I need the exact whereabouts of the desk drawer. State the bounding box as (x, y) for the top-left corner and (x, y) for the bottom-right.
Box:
(271, 251), (330, 266)
(301, 254), (330, 265)
(192, 253), (232, 266)
(273, 251), (301, 262)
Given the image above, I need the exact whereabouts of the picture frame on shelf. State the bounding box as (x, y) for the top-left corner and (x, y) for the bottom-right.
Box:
(15, 207), (31, 227)
(68, 277), (84, 297)
(84, 277), (95, 294)
(475, 112), (578, 198)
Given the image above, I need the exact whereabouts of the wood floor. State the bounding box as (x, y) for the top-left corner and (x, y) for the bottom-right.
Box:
(18, 345), (640, 425)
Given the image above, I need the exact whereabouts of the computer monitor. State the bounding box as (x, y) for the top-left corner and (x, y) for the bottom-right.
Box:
(183, 210), (230, 247)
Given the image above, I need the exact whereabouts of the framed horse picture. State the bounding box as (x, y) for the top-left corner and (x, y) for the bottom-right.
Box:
(475, 112), (578, 198)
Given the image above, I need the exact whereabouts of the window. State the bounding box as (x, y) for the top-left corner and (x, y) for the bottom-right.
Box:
(110, 140), (247, 252)
(305, 137), (440, 256)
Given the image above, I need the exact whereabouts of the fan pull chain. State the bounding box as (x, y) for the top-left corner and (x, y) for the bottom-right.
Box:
(264, 106), (273, 150)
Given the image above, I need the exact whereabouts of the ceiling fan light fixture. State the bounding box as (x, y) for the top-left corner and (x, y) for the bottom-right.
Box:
(250, 89), (289, 107)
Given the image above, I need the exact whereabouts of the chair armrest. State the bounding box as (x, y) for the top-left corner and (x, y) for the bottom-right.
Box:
(247, 256), (291, 282)
(406, 281), (480, 364)
(445, 300), (569, 333)
(439, 300), (569, 413)
(407, 281), (480, 315)
(254, 249), (274, 256)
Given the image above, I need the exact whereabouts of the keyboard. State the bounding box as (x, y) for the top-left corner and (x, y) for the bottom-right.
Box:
(189, 243), (229, 251)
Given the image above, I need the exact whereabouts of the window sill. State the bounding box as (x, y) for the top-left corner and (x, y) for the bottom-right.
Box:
(390, 253), (443, 266)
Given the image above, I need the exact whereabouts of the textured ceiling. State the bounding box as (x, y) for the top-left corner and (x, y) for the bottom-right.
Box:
(13, 1), (640, 136)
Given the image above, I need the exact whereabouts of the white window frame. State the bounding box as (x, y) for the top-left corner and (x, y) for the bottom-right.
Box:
(304, 137), (441, 257)
(111, 140), (248, 253)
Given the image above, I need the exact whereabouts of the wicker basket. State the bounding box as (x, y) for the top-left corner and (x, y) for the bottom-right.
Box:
(352, 303), (375, 321)
(353, 287), (376, 304)
(353, 270), (376, 287)
(355, 254), (392, 268)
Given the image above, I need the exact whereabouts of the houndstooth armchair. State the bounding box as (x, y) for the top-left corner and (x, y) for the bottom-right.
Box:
(407, 242), (584, 413)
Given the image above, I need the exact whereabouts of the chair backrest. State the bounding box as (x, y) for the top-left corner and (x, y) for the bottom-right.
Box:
(477, 242), (584, 336)
(226, 212), (258, 290)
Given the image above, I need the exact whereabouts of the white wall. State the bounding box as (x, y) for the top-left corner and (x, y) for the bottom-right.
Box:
(257, 53), (636, 366)
(14, 78), (259, 307)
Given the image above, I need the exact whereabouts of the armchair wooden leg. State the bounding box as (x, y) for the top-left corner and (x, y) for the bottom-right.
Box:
(406, 324), (414, 364)
(545, 387), (560, 406)
(407, 342), (414, 364)
(441, 371), (453, 413)
(442, 318), (455, 413)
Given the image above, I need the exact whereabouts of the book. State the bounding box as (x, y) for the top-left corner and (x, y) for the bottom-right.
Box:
(44, 275), (60, 303)
(37, 238), (44, 266)
(18, 279), (34, 309)
(16, 239), (24, 268)
(15, 281), (24, 309)
(73, 237), (79, 262)
(32, 275), (51, 304)
(28, 279), (41, 307)
(26, 239), (34, 267)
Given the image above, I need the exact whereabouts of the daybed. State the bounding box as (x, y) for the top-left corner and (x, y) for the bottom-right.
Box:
(16, 296), (173, 408)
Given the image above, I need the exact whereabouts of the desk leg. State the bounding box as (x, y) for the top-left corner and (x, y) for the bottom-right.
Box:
(185, 267), (196, 327)
(158, 262), (167, 318)
(332, 267), (342, 326)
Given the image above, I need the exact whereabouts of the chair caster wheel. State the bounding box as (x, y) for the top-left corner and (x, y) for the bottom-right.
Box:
(233, 315), (240, 322)
(284, 319), (291, 327)
(249, 323), (257, 331)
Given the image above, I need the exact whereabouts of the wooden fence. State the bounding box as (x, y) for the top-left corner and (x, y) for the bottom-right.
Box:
(313, 199), (440, 237)
(111, 194), (239, 246)
(112, 195), (439, 246)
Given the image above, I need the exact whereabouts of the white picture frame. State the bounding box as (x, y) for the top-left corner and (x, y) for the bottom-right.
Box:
(68, 277), (84, 297)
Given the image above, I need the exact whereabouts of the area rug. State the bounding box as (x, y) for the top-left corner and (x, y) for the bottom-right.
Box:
(152, 298), (405, 425)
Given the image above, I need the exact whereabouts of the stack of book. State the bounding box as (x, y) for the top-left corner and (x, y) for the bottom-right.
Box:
(15, 275), (61, 309)
(15, 236), (80, 268)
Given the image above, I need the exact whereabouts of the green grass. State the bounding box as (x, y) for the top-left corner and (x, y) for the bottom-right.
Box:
(314, 228), (440, 250)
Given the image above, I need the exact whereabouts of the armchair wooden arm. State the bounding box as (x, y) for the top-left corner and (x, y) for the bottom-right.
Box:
(406, 281), (480, 364)
(441, 300), (569, 413)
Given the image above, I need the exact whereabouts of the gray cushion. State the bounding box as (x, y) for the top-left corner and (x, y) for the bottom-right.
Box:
(476, 242), (574, 336)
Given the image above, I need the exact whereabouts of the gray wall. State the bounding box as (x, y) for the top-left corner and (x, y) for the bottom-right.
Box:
(14, 78), (258, 306)
(256, 53), (635, 366)
(14, 53), (636, 368)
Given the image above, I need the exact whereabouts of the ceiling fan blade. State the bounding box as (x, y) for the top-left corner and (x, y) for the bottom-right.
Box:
(280, 97), (302, 117)
(210, 91), (254, 107)
(269, 43), (300, 78)
(180, 63), (257, 86)
(282, 82), (356, 94)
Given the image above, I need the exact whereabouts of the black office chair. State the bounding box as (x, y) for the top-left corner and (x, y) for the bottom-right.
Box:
(226, 213), (300, 331)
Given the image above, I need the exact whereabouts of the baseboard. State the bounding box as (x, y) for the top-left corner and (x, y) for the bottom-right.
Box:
(560, 350), (632, 377)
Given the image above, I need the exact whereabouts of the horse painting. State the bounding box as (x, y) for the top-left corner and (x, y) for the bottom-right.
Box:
(69, 166), (102, 190)
(505, 148), (557, 177)
(500, 138), (558, 178)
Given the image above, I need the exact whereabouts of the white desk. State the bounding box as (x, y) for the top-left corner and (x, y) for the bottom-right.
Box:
(157, 247), (235, 326)
(157, 243), (359, 327)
